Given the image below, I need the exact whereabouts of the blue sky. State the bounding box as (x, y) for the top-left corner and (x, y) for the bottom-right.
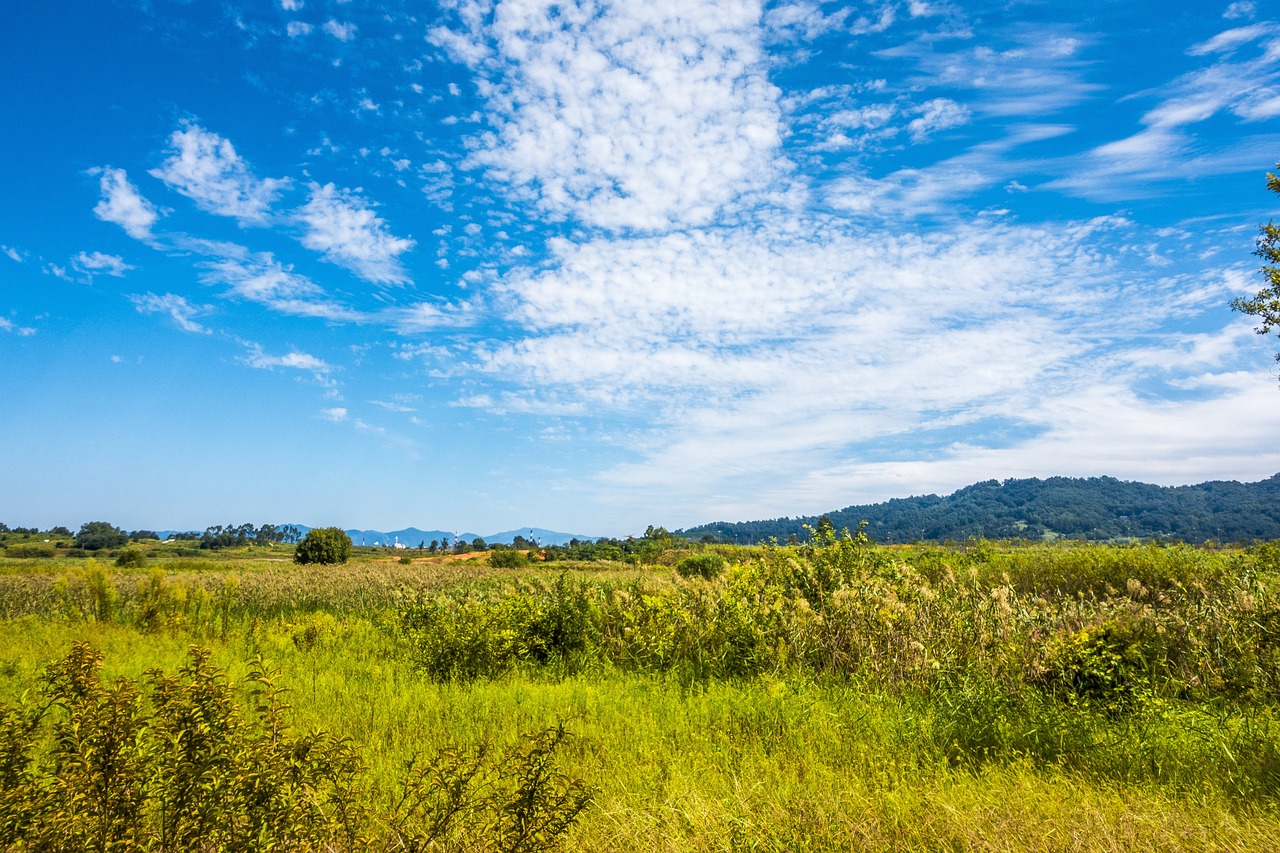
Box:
(3, 0), (1280, 536)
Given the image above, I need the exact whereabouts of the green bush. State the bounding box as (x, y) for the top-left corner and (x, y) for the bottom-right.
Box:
(490, 549), (529, 568)
(0, 644), (594, 852)
(3, 542), (55, 559)
(676, 553), (727, 579)
(294, 527), (352, 565)
(115, 547), (148, 568)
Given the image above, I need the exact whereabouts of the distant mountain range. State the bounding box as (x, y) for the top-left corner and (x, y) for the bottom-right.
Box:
(344, 526), (591, 547)
(155, 525), (594, 547)
(677, 474), (1280, 545)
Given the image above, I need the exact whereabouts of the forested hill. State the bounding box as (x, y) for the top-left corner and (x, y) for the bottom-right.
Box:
(678, 474), (1280, 544)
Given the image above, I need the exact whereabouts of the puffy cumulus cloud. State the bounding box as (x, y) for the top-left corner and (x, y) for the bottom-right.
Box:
(198, 248), (367, 322)
(150, 124), (289, 225)
(72, 251), (133, 277)
(297, 183), (415, 284)
(92, 167), (161, 241)
(907, 98), (971, 141)
(323, 19), (358, 41)
(432, 0), (785, 231)
(320, 407), (349, 421)
(128, 292), (211, 334)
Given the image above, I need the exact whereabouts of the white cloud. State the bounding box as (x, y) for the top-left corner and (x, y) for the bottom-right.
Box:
(128, 292), (211, 334)
(43, 263), (73, 282)
(422, 200), (1280, 524)
(3, 245), (25, 263)
(907, 98), (971, 141)
(320, 407), (349, 421)
(72, 251), (133, 277)
(1052, 22), (1280, 199)
(370, 398), (416, 412)
(280, 0), (304, 10)
(763, 2), (850, 42)
(324, 19), (357, 41)
(0, 316), (36, 336)
(875, 26), (1102, 117)
(296, 183), (415, 284)
(92, 167), (161, 241)
(240, 341), (333, 374)
(435, 0), (785, 230)
(150, 124), (288, 225)
(286, 21), (313, 37)
(1225, 2), (1257, 20)
(198, 248), (367, 321)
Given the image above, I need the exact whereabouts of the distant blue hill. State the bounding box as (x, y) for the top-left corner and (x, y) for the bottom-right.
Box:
(484, 527), (596, 546)
(157, 524), (596, 547)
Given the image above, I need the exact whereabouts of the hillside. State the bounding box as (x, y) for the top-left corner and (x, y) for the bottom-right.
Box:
(678, 474), (1280, 544)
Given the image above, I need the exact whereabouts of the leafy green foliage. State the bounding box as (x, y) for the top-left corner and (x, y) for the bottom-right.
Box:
(115, 547), (148, 568)
(0, 644), (593, 852)
(490, 549), (530, 568)
(294, 526), (353, 565)
(1232, 163), (1280, 370)
(679, 474), (1280, 543)
(75, 521), (129, 551)
(3, 542), (55, 559)
(675, 553), (726, 579)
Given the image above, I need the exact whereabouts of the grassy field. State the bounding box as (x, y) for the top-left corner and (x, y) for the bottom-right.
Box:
(0, 533), (1278, 850)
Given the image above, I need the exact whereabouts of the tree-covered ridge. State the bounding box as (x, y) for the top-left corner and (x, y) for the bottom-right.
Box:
(679, 474), (1280, 544)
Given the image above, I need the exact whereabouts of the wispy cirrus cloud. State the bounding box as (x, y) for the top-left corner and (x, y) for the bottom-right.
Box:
(92, 167), (161, 241)
(198, 247), (367, 322)
(0, 316), (37, 336)
(1050, 20), (1280, 200)
(72, 251), (133, 278)
(296, 183), (415, 284)
(128, 292), (211, 333)
(239, 341), (333, 375)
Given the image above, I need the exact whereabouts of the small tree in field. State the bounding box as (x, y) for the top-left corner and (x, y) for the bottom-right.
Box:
(1233, 162), (1280, 378)
(294, 527), (352, 565)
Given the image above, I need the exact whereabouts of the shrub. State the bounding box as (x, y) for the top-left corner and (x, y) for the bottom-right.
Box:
(0, 644), (594, 852)
(294, 527), (352, 565)
(676, 553), (727, 579)
(115, 548), (148, 568)
(4, 543), (55, 559)
(490, 549), (529, 568)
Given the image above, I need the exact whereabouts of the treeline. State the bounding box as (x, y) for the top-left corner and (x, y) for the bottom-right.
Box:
(166, 523), (304, 549)
(679, 474), (1280, 545)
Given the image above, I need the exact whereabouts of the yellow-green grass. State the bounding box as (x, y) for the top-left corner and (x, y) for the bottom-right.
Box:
(1, 541), (1278, 851)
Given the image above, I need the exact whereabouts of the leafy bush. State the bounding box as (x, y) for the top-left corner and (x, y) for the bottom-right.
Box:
(115, 547), (148, 568)
(294, 527), (352, 565)
(0, 644), (594, 852)
(490, 549), (529, 568)
(3, 542), (55, 559)
(675, 553), (727, 579)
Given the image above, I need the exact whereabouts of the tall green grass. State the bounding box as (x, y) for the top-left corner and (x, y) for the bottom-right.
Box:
(0, 540), (1278, 850)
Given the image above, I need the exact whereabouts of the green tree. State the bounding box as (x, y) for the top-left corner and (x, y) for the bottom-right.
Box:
(293, 527), (352, 565)
(1232, 163), (1280, 375)
(75, 521), (128, 551)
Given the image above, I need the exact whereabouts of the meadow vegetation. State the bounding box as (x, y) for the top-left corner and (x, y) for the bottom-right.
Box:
(0, 526), (1278, 850)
